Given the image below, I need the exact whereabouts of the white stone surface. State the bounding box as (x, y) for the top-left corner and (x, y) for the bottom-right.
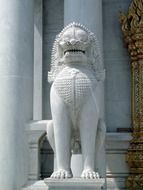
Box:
(106, 133), (131, 189)
(45, 178), (105, 190)
(22, 178), (105, 190)
(0, 1), (34, 190)
(33, 0), (43, 120)
(26, 120), (52, 181)
(22, 180), (47, 190)
(47, 23), (105, 179)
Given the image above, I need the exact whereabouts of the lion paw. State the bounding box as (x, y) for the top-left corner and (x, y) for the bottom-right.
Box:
(81, 169), (100, 179)
(50, 169), (73, 179)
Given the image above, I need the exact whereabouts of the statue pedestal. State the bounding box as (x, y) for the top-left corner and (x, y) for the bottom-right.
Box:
(22, 178), (105, 190)
(44, 178), (105, 190)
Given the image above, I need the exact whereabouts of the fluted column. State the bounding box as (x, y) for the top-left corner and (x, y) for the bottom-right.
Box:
(0, 1), (34, 190)
(64, 0), (105, 178)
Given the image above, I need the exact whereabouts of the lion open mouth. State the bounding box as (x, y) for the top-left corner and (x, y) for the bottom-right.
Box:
(64, 49), (85, 55)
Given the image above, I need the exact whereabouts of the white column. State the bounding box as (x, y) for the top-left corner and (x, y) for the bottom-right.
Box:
(0, 1), (34, 190)
(64, 0), (105, 178)
(33, 0), (43, 120)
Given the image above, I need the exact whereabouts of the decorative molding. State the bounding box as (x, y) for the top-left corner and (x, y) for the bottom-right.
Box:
(119, 0), (143, 189)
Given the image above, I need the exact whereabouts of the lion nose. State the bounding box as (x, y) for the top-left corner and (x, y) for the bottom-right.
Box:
(70, 39), (77, 45)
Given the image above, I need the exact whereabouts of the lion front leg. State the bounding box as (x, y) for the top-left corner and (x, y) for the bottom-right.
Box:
(50, 85), (73, 179)
(79, 96), (100, 179)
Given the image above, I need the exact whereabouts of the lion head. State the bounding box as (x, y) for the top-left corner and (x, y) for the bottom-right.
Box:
(48, 22), (104, 82)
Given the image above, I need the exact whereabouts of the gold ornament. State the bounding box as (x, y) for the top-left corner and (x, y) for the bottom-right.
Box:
(119, 0), (143, 189)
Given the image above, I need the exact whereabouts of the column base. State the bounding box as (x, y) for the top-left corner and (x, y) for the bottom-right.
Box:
(22, 178), (105, 190)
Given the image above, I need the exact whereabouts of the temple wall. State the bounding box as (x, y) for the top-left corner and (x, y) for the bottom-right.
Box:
(103, 0), (131, 132)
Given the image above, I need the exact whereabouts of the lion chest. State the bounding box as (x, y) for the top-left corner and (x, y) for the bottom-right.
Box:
(53, 67), (97, 107)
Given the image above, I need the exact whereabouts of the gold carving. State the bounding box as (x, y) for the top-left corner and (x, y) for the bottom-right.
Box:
(119, 0), (143, 189)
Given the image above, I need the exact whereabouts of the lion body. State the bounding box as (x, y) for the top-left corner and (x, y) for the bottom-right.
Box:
(47, 23), (106, 179)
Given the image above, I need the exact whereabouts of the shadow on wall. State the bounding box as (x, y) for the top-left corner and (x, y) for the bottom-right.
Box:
(39, 136), (54, 179)
(42, 0), (64, 119)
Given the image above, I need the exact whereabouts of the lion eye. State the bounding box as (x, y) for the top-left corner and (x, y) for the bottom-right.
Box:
(62, 34), (71, 41)
(76, 32), (88, 42)
(66, 41), (70, 45)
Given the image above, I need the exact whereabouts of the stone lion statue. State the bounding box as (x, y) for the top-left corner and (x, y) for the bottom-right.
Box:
(47, 22), (106, 179)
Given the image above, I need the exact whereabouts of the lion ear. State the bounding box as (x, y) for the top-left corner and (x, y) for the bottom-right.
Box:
(91, 44), (98, 58)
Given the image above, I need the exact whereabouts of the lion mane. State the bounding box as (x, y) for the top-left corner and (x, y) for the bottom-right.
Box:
(48, 22), (105, 83)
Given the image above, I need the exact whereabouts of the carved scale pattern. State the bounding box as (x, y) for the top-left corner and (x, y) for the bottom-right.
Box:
(53, 68), (97, 109)
(120, 0), (143, 189)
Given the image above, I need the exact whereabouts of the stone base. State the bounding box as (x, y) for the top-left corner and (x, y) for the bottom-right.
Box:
(45, 178), (105, 190)
(22, 180), (47, 190)
(22, 178), (105, 190)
